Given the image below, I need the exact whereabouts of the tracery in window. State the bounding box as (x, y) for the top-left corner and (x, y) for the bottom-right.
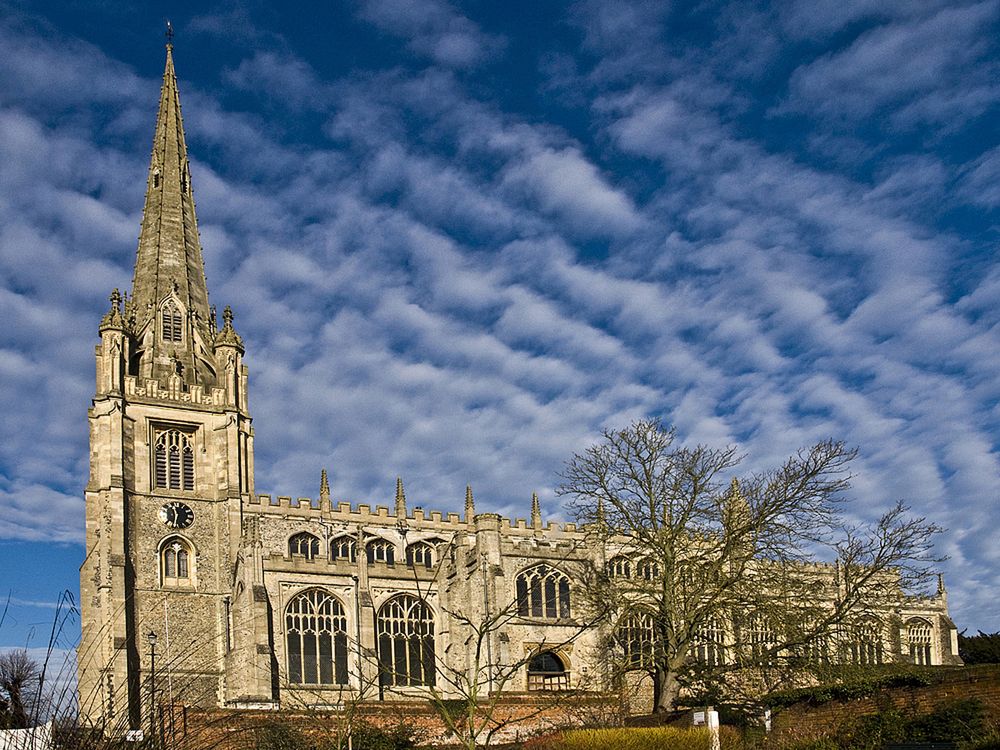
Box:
(376, 594), (435, 687)
(907, 618), (933, 665)
(692, 616), (726, 666)
(285, 589), (349, 685)
(161, 299), (182, 343)
(405, 542), (434, 569)
(154, 429), (194, 491)
(618, 610), (655, 669)
(161, 536), (192, 585)
(527, 651), (569, 691)
(289, 532), (320, 560)
(606, 555), (631, 579)
(745, 613), (778, 665)
(330, 536), (357, 562)
(366, 538), (395, 565)
(637, 558), (661, 581)
(515, 565), (571, 620)
(850, 618), (883, 666)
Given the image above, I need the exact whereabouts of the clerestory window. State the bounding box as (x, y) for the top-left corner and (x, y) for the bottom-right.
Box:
(366, 538), (395, 565)
(515, 565), (571, 620)
(289, 532), (320, 560)
(330, 536), (357, 563)
(606, 555), (631, 579)
(405, 542), (434, 569)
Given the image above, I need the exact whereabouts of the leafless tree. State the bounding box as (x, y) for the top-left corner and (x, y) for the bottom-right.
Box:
(0, 648), (40, 729)
(560, 419), (944, 713)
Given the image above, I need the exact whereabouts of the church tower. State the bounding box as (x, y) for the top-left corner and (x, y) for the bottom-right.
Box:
(78, 44), (254, 732)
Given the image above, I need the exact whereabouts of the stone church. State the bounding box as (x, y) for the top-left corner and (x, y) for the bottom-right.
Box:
(77, 47), (961, 732)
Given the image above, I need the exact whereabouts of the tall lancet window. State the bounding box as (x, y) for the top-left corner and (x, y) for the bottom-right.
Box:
(162, 299), (183, 343)
(154, 429), (195, 491)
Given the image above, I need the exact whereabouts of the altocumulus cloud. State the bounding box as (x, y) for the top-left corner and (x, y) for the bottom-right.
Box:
(0, 1), (997, 638)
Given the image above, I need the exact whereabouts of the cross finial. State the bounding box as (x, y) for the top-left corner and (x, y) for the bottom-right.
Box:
(222, 305), (234, 327)
(165, 20), (174, 46)
(109, 288), (122, 312)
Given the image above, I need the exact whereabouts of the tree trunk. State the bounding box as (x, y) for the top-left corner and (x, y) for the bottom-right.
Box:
(653, 668), (681, 713)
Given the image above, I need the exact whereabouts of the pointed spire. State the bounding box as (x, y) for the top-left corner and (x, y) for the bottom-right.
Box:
(395, 477), (407, 518)
(130, 44), (211, 340)
(319, 469), (331, 512)
(937, 573), (946, 596)
(531, 492), (542, 530)
(464, 485), (475, 522)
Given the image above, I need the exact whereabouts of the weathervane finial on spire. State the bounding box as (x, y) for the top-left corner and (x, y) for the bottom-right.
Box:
(165, 20), (174, 47)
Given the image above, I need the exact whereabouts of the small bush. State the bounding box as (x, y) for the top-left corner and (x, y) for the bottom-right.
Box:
(553, 726), (712, 750)
(350, 720), (420, 750)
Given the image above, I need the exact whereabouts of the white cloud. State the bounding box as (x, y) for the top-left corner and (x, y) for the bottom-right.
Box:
(357, 0), (505, 68)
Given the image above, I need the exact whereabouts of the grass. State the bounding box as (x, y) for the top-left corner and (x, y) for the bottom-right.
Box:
(549, 726), (714, 750)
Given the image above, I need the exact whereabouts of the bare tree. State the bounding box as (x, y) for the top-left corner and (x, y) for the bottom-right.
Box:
(560, 419), (944, 713)
(0, 649), (40, 729)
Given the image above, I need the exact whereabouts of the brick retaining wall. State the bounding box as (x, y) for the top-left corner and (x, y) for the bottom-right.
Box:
(770, 666), (1000, 746)
(160, 693), (620, 749)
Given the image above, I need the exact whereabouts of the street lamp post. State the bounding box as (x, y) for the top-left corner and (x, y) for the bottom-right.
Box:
(147, 631), (158, 748)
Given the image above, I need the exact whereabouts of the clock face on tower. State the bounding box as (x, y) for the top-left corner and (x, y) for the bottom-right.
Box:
(158, 501), (194, 529)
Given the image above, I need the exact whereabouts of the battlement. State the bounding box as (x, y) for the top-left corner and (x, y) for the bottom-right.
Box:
(247, 492), (586, 536)
(124, 374), (229, 406)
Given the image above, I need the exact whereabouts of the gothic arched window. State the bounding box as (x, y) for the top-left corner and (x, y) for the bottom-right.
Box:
(850, 618), (884, 666)
(907, 618), (933, 665)
(330, 536), (357, 562)
(515, 565), (571, 620)
(161, 299), (183, 343)
(376, 594), (435, 687)
(366, 538), (395, 565)
(637, 558), (661, 581)
(606, 555), (631, 579)
(692, 616), (726, 666)
(405, 542), (434, 569)
(618, 610), (655, 668)
(160, 536), (192, 585)
(527, 651), (569, 691)
(154, 429), (194, 491)
(289, 533), (320, 560)
(745, 613), (778, 665)
(285, 589), (349, 685)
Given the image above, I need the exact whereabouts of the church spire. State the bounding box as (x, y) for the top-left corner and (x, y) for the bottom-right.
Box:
(129, 44), (210, 341)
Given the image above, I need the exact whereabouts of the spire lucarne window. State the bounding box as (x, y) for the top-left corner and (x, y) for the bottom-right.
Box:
(161, 299), (182, 342)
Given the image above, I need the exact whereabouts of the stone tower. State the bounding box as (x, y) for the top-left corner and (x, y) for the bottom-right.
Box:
(78, 44), (254, 731)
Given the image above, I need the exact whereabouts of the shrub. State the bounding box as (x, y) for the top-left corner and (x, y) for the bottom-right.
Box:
(349, 720), (420, 750)
(553, 726), (712, 750)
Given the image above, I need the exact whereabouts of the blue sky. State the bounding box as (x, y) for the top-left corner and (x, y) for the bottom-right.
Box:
(0, 0), (998, 648)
